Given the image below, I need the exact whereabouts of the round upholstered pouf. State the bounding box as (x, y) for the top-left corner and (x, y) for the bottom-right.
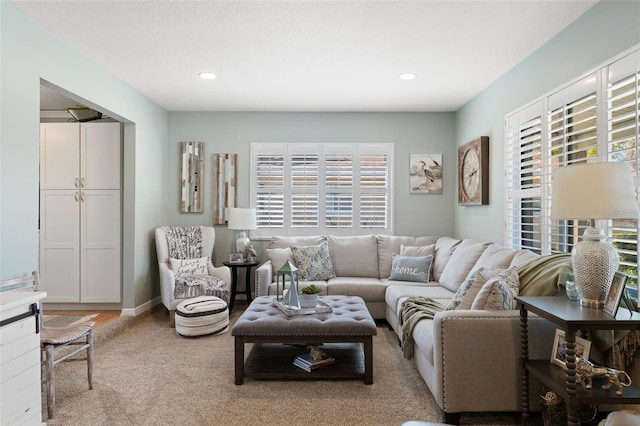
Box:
(175, 296), (229, 337)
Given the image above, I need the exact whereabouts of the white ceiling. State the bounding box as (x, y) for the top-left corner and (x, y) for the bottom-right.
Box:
(11, 0), (598, 112)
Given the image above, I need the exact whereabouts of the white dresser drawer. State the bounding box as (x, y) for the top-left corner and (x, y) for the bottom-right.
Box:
(0, 316), (37, 346)
(0, 375), (41, 424)
(0, 343), (40, 384)
(0, 330), (39, 367)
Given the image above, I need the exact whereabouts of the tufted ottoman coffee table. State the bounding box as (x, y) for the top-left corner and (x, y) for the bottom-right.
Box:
(231, 295), (377, 385)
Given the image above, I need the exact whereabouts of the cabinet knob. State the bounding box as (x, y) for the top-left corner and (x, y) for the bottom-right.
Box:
(74, 178), (79, 188)
(74, 192), (79, 202)
(80, 178), (85, 188)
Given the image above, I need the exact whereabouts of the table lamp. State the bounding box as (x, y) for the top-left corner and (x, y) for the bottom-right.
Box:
(551, 162), (639, 308)
(228, 208), (257, 256)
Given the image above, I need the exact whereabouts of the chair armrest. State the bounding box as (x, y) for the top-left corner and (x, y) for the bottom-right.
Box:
(158, 262), (176, 310)
(208, 263), (231, 290)
(255, 261), (273, 296)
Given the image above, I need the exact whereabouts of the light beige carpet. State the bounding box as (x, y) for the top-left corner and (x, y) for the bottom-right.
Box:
(44, 308), (523, 426)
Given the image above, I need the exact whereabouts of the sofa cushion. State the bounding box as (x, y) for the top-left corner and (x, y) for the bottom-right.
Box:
(376, 235), (439, 278)
(438, 240), (489, 292)
(384, 283), (454, 317)
(326, 235), (379, 278)
(291, 241), (336, 281)
(170, 257), (209, 278)
(389, 254), (432, 283)
(510, 249), (539, 268)
(432, 237), (462, 282)
(471, 266), (520, 310)
(270, 235), (326, 249)
(327, 277), (387, 301)
(265, 247), (295, 280)
(473, 244), (517, 271)
(400, 244), (435, 258)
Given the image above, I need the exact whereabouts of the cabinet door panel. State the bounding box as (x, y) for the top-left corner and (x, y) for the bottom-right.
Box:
(40, 123), (80, 189)
(81, 123), (121, 189)
(81, 190), (121, 302)
(39, 191), (80, 302)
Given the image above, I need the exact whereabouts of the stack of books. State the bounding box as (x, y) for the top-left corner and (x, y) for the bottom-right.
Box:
(293, 352), (336, 372)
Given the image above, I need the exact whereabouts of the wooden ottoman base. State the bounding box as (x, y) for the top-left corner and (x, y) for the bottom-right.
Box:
(231, 295), (377, 385)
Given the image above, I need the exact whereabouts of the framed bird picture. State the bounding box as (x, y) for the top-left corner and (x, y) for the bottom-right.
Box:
(410, 153), (442, 194)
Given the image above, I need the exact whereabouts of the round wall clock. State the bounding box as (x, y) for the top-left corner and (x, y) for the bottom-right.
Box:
(458, 136), (489, 205)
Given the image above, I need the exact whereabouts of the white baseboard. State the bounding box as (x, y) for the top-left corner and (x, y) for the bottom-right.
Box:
(121, 297), (161, 317)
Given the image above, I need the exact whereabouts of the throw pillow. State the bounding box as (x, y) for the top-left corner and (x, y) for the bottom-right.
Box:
(471, 266), (520, 310)
(446, 269), (478, 310)
(448, 267), (502, 310)
(266, 247), (295, 280)
(400, 244), (436, 277)
(170, 257), (209, 278)
(291, 241), (336, 281)
(389, 254), (432, 283)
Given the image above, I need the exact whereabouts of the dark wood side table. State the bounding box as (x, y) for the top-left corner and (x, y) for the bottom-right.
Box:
(223, 261), (259, 313)
(517, 295), (640, 425)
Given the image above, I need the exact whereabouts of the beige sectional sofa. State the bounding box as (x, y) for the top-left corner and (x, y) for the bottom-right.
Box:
(255, 234), (559, 424)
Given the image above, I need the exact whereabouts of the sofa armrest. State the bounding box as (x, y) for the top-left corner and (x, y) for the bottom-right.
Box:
(430, 309), (556, 413)
(255, 261), (273, 296)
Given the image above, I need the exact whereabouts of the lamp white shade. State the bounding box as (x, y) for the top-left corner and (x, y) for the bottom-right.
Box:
(550, 162), (639, 308)
(227, 208), (257, 230)
(551, 162), (639, 220)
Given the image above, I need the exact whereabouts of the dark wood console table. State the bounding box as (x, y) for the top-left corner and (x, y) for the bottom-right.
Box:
(517, 295), (640, 425)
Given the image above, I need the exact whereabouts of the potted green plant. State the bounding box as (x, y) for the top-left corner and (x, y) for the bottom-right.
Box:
(299, 284), (322, 308)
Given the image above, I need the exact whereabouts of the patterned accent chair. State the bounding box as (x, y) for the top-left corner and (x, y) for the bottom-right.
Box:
(155, 226), (231, 327)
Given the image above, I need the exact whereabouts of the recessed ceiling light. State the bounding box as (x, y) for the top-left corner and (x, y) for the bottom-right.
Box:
(199, 72), (216, 80)
(400, 73), (416, 80)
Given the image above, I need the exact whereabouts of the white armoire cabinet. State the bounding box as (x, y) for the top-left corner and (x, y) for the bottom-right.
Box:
(39, 122), (121, 303)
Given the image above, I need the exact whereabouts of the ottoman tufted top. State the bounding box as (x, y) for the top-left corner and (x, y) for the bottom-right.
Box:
(231, 295), (377, 337)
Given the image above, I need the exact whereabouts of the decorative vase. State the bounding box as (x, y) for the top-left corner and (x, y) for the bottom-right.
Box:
(572, 226), (618, 308)
(299, 294), (318, 308)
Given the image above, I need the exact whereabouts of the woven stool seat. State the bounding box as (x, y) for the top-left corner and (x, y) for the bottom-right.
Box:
(176, 296), (229, 337)
(41, 322), (95, 345)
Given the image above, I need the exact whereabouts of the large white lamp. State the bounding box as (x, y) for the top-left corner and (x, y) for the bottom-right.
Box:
(228, 208), (257, 255)
(551, 162), (639, 308)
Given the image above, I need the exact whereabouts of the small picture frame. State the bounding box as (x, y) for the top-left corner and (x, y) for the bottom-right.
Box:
(603, 272), (628, 317)
(550, 329), (592, 369)
(229, 252), (244, 263)
(410, 153), (443, 194)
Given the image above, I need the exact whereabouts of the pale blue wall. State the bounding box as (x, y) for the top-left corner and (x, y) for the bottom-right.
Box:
(4, 0), (639, 311)
(0, 3), (169, 309)
(168, 112), (455, 265)
(454, 0), (640, 243)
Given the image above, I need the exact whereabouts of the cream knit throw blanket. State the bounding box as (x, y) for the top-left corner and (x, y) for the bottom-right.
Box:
(400, 297), (446, 360)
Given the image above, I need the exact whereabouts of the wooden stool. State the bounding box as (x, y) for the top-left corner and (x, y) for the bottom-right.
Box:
(41, 321), (95, 419)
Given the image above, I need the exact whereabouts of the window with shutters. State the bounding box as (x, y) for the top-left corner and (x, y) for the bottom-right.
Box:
(251, 143), (393, 238)
(505, 47), (639, 289)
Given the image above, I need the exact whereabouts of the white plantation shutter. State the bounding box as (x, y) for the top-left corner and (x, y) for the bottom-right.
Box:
(360, 148), (390, 228)
(605, 50), (640, 287)
(251, 143), (393, 238)
(505, 103), (544, 253)
(547, 75), (598, 255)
(255, 147), (284, 228)
(290, 147), (319, 228)
(505, 46), (640, 290)
(324, 146), (354, 229)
